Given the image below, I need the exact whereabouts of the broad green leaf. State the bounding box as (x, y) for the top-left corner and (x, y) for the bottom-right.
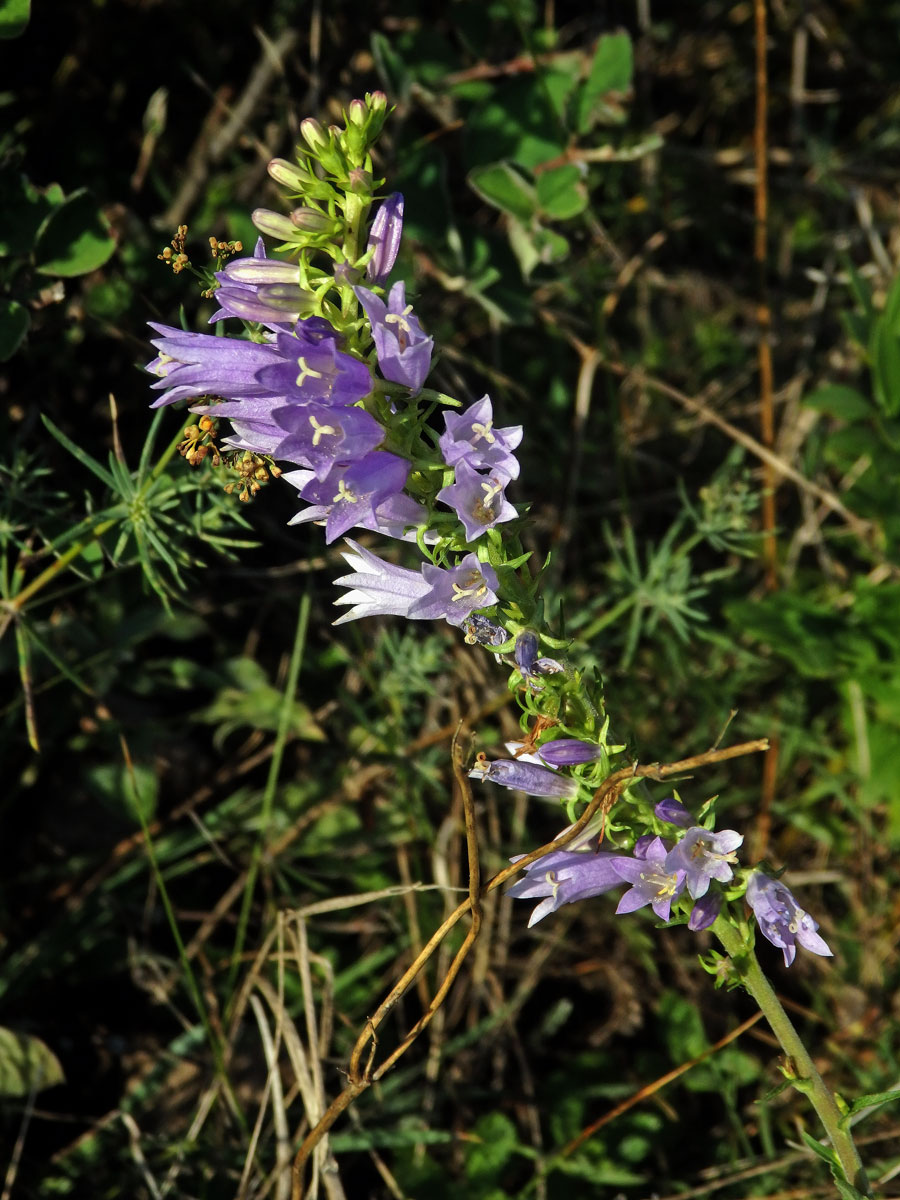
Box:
(0, 0), (30, 38)
(0, 1027), (64, 1095)
(34, 188), (116, 277)
(577, 31), (633, 132)
(803, 384), (872, 422)
(536, 164), (588, 219)
(463, 78), (567, 169)
(0, 298), (29, 361)
(468, 162), (537, 222)
(0, 169), (61, 256)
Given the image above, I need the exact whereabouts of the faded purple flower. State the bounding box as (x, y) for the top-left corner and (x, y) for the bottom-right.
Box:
(666, 827), (743, 899)
(439, 395), (522, 480)
(469, 757), (578, 800)
(366, 193), (404, 285)
(354, 281), (433, 392)
(331, 539), (431, 625)
(462, 614), (509, 647)
(437, 459), (517, 542)
(508, 846), (622, 927)
(291, 451), (410, 543)
(209, 239), (314, 325)
(655, 797), (694, 829)
(688, 892), (721, 932)
(538, 739), (603, 767)
(514, 631), (565, 681)
(408, 555), (499, 626)
(746, 873), (833, 968)
(612, 836), (686, 922)
(272, 402), (384, 479)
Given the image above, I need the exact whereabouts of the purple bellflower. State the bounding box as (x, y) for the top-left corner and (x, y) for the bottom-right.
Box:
(366, 193), (404, 285)
(612, 836), (686, 921)
(408, 555), (500, 626)
(287, 451), (409, 543)
(439, 395), (522, 480)
(272, 402), (384, 480)
(469, 757), (578, 800)
(209, 239), (313, 325)
(665, 826), (743, 899)
(746, 873), (833, 967)
(654, 796), (694, 829)
(287, 484), (433, 544)
(437, 460), (517, 542)
(688, 892), (722, 932)
(354, 282), (433, 392)
(514, 631), (565, 680)
(146, 324), (285, 409)
(255, 328), (373, 407)
(538, 739), (603, 767)
(508, 846), (622, 927)
(331, 540), (431, 625)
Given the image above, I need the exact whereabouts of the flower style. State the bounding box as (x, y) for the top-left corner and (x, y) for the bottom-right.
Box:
(437, 460), (517, 542)
(288, 451), (410, 543)
(366, 193), (404, 285)
(272, 402), (384, 479)
(612, 836), (686, 921)
(354, 281), (433, 392)
(745, 873), (833, 968)
(439, 395), (522, 479)
(209, 238), (314, 325)
(508, 845), (622, 927)
(331, 539), (431, 625)
(469, 756), (579, 799)
(665, 826), (743, 899)
(408, 555), (499, 626)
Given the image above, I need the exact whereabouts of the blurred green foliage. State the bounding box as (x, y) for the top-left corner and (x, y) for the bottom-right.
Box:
(3, 1), (900, 1197)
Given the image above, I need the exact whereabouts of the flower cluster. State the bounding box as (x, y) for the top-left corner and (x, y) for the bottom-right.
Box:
(147, 92), (834, 974)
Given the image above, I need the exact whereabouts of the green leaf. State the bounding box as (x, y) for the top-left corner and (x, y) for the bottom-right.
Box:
(846, 1085), (900, 1116)
(0, 169), (61, 257)
(41, 414), (118, 490)
(34, 188), (116, 277)
(0, 0), (30, 38)
(0, 1027), (64, 1095)
(577, 31), (633, 132)
(803, 384), (872, 422)
(0, 298), (29, 361)
(86, 761), (159, 823)
(468, 162), (537, 222)
(536, 164), (587, 219)
(370, 32), (411, 102)
(798, 1129), (838, 1166)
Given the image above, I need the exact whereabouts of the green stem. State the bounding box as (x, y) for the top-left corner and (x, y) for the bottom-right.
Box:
(714, 918), (868, 1194)
(11, 518), (119, 612)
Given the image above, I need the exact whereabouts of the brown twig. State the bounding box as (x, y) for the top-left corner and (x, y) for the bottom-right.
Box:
(288, 737), (769, 1197)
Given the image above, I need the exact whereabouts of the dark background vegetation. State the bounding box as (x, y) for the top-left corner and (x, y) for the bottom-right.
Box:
(3, 0), (900, 1196)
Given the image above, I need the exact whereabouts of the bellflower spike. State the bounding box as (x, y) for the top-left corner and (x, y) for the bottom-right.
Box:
(331, 539), (431, 625)
(612, 836), (686, 921)
(655, 797), (694, 829)
(746, 873), (833, 968)
(437, 460), (517, 542)
(354, 282), (433, 392)
(272, 402), (384, 480)
(408, 555), (499, 626)
(290, 451), (409, 543)
(146, 324), (285, 408)
(439, 395), (522, 480)
(469, 757), (579, 800)
(665, 827), (743, 899)
(209, 239), (314, 325)
(688, 891), (721, 932)
(538, 739), (603, 767)
(365, 193), (404, 285)
(508, 847), (622, 927)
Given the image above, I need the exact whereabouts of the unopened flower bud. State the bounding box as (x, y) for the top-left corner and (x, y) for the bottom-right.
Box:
(290, 206), (336, 233)
(348, 98), (367, 128)
(267, 157), (309, 191)
(300, 118), (328, 153)
(251, 208), (299, 241)
(366, 192), (404, 284)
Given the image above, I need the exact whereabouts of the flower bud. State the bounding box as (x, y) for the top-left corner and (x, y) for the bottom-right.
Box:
(290, 206), (337, 234)
(300, 118), (328, 153)
(348, 167), (374, 195)
(267, 157), (309, 192)
(251, 208), (299, 241)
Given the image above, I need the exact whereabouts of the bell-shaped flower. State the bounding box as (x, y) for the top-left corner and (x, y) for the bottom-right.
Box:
(209, 238), (314, 325)
(611, 836), (686, 922)
(468, 757), (578, 800)
(272, 402), (384, 479)
(256, 328), (373, 407)
(437, 460), (517, 542)
(288, 487), (434, 544)
(665, 827), (743, 899)
(439, 395), (522, 480)
(366, 193), (404, 285)
(289, 451), (409, 543)
(331, 539), (431, 625)
(746, 873), (833, 968)
(508, 845), (622, 927)
(408, 555), (499, 626)
(146, 324), (285, 409)
(655, 796), (694, 829)
(354, 281), (433, 392)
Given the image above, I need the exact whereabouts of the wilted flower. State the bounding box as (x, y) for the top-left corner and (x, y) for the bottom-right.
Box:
(666, 827), (743, 899)
(439, 395), (522, 480)
(508, 845), (622, 927)
(746, 873), (833, 968)
(514, 631), (564, 680)
(354, 281), (433, 392)
(469, 756), (578, 799)
(612, 836), (686, 921)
